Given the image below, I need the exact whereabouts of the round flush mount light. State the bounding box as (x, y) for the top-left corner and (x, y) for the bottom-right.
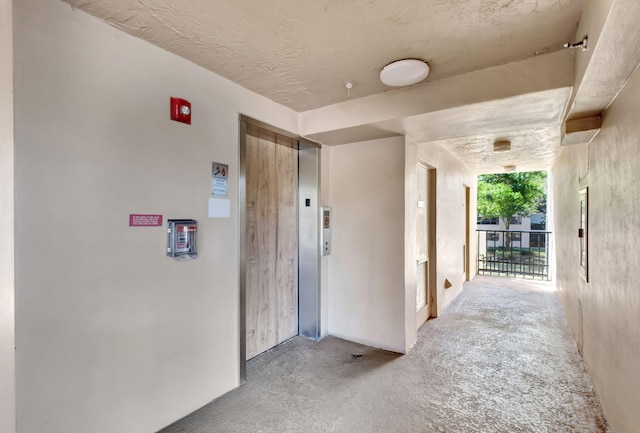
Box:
(380, 59), (430, 87)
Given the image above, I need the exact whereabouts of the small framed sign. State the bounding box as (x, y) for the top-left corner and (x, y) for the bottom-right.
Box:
(212, 162), (229, 197)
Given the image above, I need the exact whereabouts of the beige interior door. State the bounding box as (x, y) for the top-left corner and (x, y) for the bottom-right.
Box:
(416, 163), (429, 329)
(245, 125), (298, 360)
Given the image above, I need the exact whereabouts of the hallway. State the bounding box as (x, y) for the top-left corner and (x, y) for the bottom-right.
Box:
(161, 276), (607, 433)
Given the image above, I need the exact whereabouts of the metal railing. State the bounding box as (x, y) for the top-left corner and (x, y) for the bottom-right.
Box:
(477, 230), (551, 280)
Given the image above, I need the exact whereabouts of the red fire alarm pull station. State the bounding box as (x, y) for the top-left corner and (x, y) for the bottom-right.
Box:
(170, 97), (191, 124)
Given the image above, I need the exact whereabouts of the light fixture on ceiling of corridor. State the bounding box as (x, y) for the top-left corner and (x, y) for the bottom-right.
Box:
(493, 140), (511, 152)
(504, 165), (516, 172)
(380, 59), (430, 87)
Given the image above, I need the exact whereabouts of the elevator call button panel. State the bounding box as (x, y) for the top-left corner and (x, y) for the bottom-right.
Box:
(322, 207), (331, 256)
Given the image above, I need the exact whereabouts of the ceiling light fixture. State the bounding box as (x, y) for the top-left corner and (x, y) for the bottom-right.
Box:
(493, 140), (511, 152)
(380, 59), (430, 87)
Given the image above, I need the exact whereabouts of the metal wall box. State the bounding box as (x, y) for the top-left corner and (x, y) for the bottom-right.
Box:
(167, 219), (198, 260)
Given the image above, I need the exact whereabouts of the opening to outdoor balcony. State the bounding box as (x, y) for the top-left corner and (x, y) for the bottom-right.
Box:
(476, 171), (551, 280)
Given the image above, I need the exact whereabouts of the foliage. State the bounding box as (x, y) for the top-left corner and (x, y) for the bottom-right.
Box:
(477, 171), (547, 229)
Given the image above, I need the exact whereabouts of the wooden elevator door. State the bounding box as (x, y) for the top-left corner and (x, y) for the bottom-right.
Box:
(245, 126), (298, 360)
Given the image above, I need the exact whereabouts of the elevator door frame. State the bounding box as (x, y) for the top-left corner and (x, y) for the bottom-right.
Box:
(239, 116), (321, 383)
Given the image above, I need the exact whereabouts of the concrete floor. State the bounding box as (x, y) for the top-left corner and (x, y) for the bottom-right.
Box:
(160, 276), (608, 433)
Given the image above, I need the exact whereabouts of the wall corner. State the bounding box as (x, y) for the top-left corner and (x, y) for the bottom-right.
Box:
(0, 0), (16, 432)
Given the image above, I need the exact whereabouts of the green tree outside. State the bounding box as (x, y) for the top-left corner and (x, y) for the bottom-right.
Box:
(477, 171), (547, 231)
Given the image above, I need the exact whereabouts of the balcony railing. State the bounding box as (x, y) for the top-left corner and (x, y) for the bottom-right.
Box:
(477, 230), (551, 280)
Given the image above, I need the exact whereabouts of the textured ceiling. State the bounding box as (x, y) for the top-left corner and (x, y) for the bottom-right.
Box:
(567, 0), (640, 120)
(438, 127), (562, 174)
(63, 0), (640, 176)
(63, 0), (583, 111)
(375, 87), (571, 144)
(380, 87), (572, 174)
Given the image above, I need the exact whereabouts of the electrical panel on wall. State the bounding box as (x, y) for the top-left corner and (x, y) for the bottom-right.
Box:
(167, 219), (197, 260)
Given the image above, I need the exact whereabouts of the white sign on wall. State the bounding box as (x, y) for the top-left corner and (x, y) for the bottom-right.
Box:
(212, 162), (228, 197)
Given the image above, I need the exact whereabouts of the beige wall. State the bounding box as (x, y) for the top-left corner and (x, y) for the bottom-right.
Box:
(570, 0), (614, 109)
(327, 137), (406, 352)
(13, 1), (297, 432)
(320, 146), (331, 337)
(403, 137), (419, 349)
(415, 139), (477, 318)
(552, 66), (640, 433)
(9, 1), (481, 431)
(327, 136), (476, 353)
(1, 0), (16, 432)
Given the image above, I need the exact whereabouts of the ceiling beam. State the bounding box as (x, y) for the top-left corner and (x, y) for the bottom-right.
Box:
(561, 116), (602, 146)
(300, 50), (573, 145)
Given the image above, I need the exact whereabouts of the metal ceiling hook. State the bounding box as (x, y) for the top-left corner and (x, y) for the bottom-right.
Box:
(564, 35), (588, 51)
